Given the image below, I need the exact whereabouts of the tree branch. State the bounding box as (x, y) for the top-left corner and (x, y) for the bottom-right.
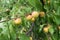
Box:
(26, 22), (34, 35)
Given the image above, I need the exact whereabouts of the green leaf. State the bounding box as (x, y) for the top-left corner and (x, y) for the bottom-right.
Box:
(19, 34), (30, 40)
(39, 24), (45, 32)
(56, 7), (60, 15)
(49, 27), (54, 34)
(27, 0), (42, 10)
(0, 28), (3, 33)
(0, 34), (9, 40)
(53, 15), (60, 25)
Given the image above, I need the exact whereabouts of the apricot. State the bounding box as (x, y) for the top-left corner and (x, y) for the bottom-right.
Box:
(26, 15), (32, 21)
(39, 12), (45, 17)
(14, 18), (22, 25)
(32, 11), (39, 18)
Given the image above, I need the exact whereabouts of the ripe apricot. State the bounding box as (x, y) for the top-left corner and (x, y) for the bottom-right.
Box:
(31, 17), (35, 22)
(32, 11), (39, 18)
(14, 18), (22, 25)
(39, 12), (45, 17)
(26, 15), (32, 21)
(43, 27), (49, 33)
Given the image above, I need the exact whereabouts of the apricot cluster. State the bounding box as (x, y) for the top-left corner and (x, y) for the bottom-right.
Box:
(26, 11), (45, 22)
(13, 11), (45, 25)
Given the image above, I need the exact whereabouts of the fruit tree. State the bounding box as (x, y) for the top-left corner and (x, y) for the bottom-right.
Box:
(0, 0), (60, 40)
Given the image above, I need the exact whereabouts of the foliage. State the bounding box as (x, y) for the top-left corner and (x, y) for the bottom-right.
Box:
(0, 0), (60, 40)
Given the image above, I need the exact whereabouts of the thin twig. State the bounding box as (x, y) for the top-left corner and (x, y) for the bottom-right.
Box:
(26, 22), (34, 35)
